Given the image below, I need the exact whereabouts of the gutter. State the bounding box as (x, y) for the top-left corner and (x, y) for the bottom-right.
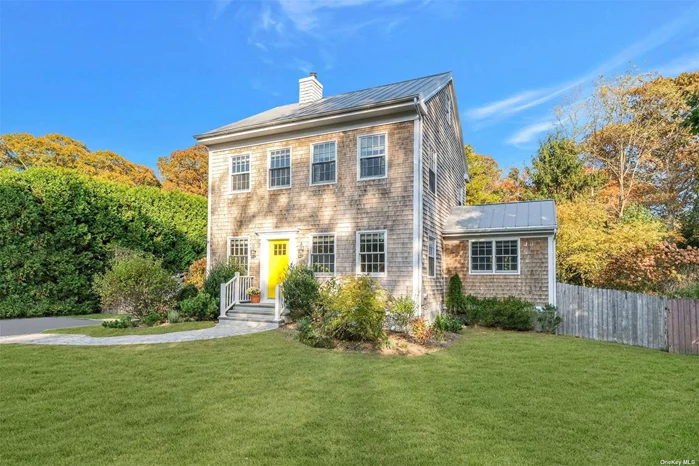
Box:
(443, 225), (558, 238)
(195, 96), (420, 142)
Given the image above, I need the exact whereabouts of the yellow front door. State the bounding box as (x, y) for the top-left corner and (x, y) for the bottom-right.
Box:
(268, 240), (289, 299)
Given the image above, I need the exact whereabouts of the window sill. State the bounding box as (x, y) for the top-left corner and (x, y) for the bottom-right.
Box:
(227, 190), (251, 195)
(309, 181), (337, 187)
(267, 186), (291, 191)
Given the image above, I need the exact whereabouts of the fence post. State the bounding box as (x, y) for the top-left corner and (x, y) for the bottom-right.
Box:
(219, 282), (226, 318)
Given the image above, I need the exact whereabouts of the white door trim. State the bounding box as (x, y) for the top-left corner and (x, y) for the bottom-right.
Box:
(256, 229), (299, 302)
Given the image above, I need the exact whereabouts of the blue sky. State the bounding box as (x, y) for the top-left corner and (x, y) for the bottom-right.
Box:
(2, 1), (698, 171)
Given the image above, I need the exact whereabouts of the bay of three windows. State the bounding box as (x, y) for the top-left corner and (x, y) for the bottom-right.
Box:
(227, 231), (387, 277)
(228, 134), (387, 192)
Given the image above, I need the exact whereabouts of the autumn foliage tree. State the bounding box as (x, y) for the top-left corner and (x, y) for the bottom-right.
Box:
(157, 144), (208, 197)
(0, 133), (159, 187)
(598, 243), (699, 295)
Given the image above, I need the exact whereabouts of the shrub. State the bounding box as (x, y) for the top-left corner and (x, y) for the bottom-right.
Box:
(179, 292), (218, 321)
(433, 313), (463, 333)
(101, 315), (134, 328)
(203, 261), (246, 298)
(297, 315), (334, 349)
(141, 311), (164, 327)
(167, 309), (180, 324)
(670, 282), (699, 298)
(467, 295), (536, 331)
(321, 276), (388, 342)
(389, 295), (415, 332)
(184, 258), (207, 290)
(0, 167), (206, 318)
(597, 243), (699, 295)
(283, 264), (320, 321)
(410, 317), (432, 345)
(93, 249), (179, 319)
(176, 284), (199, 302)
(446, 274), (467, 314)
(537, 305), (562, 333)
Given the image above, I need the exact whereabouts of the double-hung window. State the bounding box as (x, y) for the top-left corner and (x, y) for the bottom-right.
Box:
(311, 141), (336, 185)
(268, 148), (291, 189)
(428, 235), (436, 277)
(229, 154), (250, 192)
(309, 234), (336, 275)
(357, 230), (386, 276)
(228, 237), (249, 274)
(429, 150), (437, 194)
(469, 239), (519, 274)
(458, 186), (465, 206)
(358, 133), (386, 179)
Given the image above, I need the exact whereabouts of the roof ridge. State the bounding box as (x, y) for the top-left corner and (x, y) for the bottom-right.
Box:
(311, 71), (452, 103)
(460, 199), (554, 207)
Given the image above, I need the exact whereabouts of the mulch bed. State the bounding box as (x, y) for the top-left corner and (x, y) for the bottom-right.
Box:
(280, 325), (462, 356)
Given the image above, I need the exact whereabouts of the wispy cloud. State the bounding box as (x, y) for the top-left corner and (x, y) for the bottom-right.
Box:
(465, 8), (698, 126)
(212, 0), (233, 20)
(506, 121), (554, 146)
(289, 57), (314, 74)
(260, 5), (284, 33)
(654, 54), (699, 76)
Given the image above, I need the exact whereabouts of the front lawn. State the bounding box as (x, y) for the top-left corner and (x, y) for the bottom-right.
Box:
(43, 321), (214, 337)
(1, 328), (697, 465)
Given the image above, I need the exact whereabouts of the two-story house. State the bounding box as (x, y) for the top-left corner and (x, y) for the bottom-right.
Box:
(195, 72), (557, 323)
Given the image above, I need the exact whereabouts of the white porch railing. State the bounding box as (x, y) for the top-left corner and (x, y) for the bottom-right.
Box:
(220, 272), (255, 317)
(274, 282), (285, 322)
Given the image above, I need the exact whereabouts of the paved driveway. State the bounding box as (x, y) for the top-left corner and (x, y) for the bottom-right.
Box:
(0, 317), (102, 337)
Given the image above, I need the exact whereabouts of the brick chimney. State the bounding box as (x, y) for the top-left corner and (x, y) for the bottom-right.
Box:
(299, 72), (323, 104)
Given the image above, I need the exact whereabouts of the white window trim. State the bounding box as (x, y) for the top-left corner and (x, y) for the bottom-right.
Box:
(458, 186), (465, 206)
(308, 232), (337, 276)
(226, 236), (251, 274)
(309, 140), (338, 186)
(267, 147), (292, 190)
(228, 153), (251, 194)
(356, 132), (388, 181)
(355, 229), (387, 278)
(427, 234), (436, 278)
(468, 238), (521, 276)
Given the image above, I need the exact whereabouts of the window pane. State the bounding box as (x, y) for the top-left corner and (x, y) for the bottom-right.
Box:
(429, 169), (436, 194)
(359, 232), (386, 274)
(470, 241), (492, 272)
(310, 235), (335, 274)
(495, 240), (518, 272)
(269, 149), (291, 188)
(230, 154), (250, 191)
(360, 157), (385, 178)
(229, 238), (249, 274)
(312, 161), (336, 184)
(313, 142), (336, 163)
(359, 135), (386, 179)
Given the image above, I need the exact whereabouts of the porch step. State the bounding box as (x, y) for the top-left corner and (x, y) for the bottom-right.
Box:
(221, 302), (282, 325)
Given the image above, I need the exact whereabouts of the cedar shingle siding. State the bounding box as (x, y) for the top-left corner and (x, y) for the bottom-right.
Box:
(208, 121), (415, 298)
(444, 237), (550, 305)
(421, 84), (467, 320)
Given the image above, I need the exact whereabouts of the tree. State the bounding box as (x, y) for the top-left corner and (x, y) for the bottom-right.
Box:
(556, 200), (669, 286)
(0, 133), (159, 187)
(579, 72), (663, 219)
(632, 73), (699, 230)
(529, 133), (605, 202)
(157, 144), (208, 197)
(465, 144), (505, 205)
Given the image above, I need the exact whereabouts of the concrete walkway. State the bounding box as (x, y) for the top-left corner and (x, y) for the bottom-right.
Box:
(0, 320), (278, 346)
(0, 317), (103, 337)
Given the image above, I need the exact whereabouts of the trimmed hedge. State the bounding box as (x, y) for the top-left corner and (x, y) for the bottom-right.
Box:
(0, 168), (206, 318)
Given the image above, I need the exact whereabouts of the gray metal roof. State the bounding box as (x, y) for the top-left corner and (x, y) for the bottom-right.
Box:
(445, 200), (558, 236)
(196, 72), (452, 139)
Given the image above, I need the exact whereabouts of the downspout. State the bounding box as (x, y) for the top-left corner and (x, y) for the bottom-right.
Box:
(412, 97), (426, 315)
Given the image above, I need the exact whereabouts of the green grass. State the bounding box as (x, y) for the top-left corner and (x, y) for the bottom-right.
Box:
(43, 321), (214, 337)
(66, 313), (122, 320)
(1, 328), (697, 465)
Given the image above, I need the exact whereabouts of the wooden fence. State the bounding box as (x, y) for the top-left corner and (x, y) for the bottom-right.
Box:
(556, 283), (668, 350)
(667, 300), (699, 355)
